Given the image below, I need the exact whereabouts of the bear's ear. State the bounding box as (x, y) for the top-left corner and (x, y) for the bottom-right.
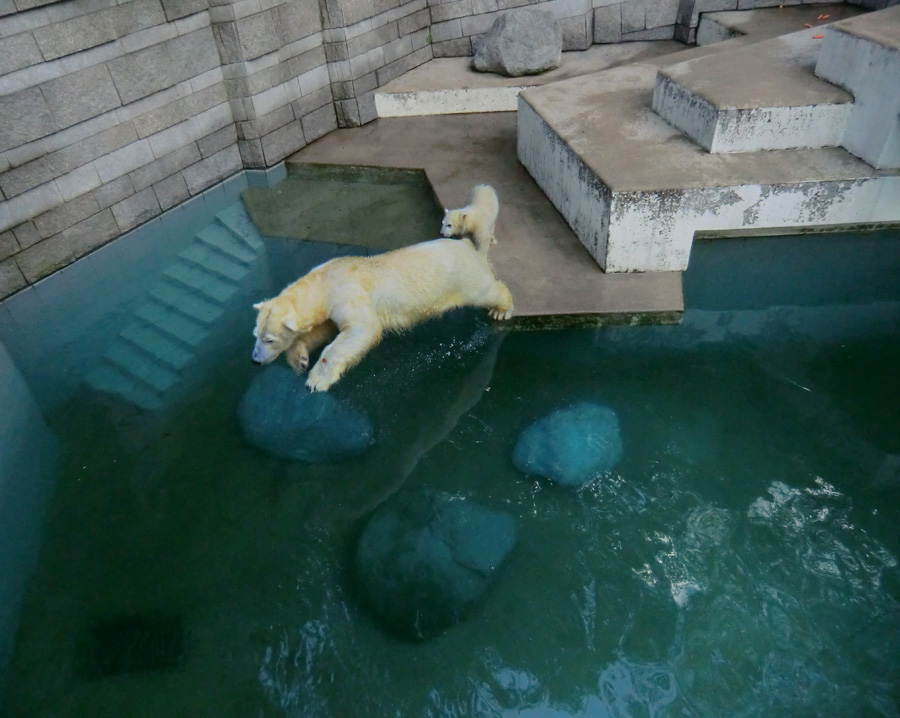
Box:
(283, 316), (300, 332)
(252, 300), (268, 310)
(443, 208), (449, 213)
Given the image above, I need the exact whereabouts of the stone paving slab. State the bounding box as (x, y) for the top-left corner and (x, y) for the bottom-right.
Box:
(286, 113), (683, 326)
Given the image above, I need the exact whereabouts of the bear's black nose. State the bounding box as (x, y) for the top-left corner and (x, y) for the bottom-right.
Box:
(251, 357), (262, 365)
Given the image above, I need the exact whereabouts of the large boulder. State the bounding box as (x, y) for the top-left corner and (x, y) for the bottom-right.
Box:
(473, 9), (562, 77)
(513, 402), (623, 486)
(355, 490), (517, 640)
(237, 364), (374, 462)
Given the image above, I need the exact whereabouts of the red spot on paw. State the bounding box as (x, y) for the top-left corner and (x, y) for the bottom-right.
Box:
(321, 357), (327, 363)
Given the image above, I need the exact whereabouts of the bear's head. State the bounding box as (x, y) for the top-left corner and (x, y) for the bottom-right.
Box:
(251, 297), (305, 365)
(441, 208), (466, 239)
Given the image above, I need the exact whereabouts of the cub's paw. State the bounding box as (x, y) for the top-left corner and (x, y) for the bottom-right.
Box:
(489, 306), (513, 321)
(286, 346), (309, 374)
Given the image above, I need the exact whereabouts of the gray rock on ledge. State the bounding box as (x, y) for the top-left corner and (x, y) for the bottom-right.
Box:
(473, 9), (562, 77)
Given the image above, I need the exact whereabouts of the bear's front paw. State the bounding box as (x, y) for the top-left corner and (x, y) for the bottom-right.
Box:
(489, 306), (513, 321)
(306, 359), (340, 392)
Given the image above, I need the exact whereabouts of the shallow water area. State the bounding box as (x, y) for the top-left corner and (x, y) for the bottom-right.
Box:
(1, 170), (899, 717)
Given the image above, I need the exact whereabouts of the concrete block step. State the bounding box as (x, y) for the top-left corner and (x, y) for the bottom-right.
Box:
(104, 343), (180, 394)
(815, 5), (900, 169)
(652, 28), (853, 153)
(216, 204), (265, 252)
(120, 321), (195, 371)
(163, 263), (240, 304)
(134, 302), (210, 347)
(149, 283), (223, 325)
(196, 225), (258, 265)
(517, 49), (900, 273)
(696, 4), (864, 46)
(179, 243), (249, 282)
(86, 365), (164, 411)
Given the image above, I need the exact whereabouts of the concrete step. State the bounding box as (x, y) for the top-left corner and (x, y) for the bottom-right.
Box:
(814, 5), (900, 169)
(178, 242), (250, 282)
(696, 4), (864, 46)
(120, 321), (195, 371)
(149, 283), (223, 325)
(134, 302), (210, 347)
(652, 29), (853, 153)
(373, 42), (684, 117)
(104, 343), (180, 394)
(196, 225), (258, 264)
(86, 365), (164, 411)
(517, 37), (900, 273)
(163, 263), (240, 304)
(216, 204), (265, 252)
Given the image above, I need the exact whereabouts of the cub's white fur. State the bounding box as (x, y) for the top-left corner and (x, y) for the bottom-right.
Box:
(251, 238), (514, 392)
(440, 184), (499, 255)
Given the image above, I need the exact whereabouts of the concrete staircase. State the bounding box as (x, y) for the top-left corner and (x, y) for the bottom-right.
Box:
(517, 5), (900, 273)
(86, 204), (267, 410)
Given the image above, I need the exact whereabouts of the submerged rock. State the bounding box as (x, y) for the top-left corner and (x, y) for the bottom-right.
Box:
(513, 402), (623, 485)
(473, 9), (562, 77)
(355, 490), (517, 640)
(237, 364), (373, 462)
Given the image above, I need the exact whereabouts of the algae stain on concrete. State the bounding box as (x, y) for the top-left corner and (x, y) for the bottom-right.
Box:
(242, 164), (443, 253)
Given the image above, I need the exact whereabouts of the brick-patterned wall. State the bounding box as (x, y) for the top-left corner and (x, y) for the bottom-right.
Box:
(0, 0), (338, 296)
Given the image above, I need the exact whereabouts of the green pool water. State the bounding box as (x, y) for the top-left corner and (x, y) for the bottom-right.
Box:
(1, 174), (898, 717)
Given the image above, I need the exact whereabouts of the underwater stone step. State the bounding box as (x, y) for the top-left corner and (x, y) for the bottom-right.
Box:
(179, 243), (249, 283)
(163, 263), (240, 304)
(120, 322), (195, 371)
(216, 205), (265, 253)
(134, 302), (211, 347)
(86, 365), (164, 411)
(196, 225), (258, 265)
(149, 283), (223, 325)
(104, 343), (180, 394)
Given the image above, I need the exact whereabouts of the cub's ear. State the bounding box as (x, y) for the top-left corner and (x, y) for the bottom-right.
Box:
(283, 316), (300, 332)
(252, 300), (267, 310)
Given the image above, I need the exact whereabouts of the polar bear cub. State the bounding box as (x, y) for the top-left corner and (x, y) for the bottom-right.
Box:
(440, 184), (499, 255)
(251, 237), (514, 392)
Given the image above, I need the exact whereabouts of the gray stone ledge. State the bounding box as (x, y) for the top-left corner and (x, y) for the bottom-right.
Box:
(0, 259), (27, 301)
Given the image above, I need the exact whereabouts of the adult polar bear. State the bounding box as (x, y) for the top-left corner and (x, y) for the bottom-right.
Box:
(251, 237), (514, 392)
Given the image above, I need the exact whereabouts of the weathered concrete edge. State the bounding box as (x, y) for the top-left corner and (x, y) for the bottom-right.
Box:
(375, 87), (522, 116)
(517, 95), (613, 269)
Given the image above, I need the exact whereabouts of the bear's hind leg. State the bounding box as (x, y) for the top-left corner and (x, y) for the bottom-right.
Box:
(486, 280), (513, 321)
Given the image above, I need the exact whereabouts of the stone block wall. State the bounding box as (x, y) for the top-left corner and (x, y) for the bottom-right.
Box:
(0, 0), (340, 297)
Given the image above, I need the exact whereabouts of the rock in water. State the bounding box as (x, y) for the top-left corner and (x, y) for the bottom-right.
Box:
(355, 490), (517, 640)
(473, 9), (562, 77)
(237, 364), (373, 462)
(513, 402), (623, 485)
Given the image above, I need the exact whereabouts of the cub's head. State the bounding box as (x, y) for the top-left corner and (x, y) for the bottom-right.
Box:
(251, 298), (304, 365)
(440, 208), (466, 238)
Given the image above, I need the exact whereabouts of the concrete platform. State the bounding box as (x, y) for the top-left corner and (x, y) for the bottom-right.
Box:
(518, 15), (900, 273)
(653, 30), (853, 153)
(374, 41), (683, 117)
(286, 114), (683, 327)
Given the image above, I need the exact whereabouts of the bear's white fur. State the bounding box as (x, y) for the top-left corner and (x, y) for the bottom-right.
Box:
(440, 184), (499, 255)
(251, 238), (514, 392)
